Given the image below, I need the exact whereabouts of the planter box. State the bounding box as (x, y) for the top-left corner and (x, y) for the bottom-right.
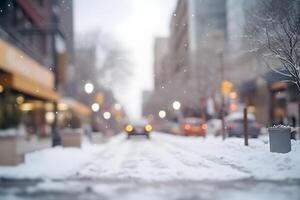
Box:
(268, 127), (291, 153)
(0, 136), (24, 166)
(61, 130), (82, 148)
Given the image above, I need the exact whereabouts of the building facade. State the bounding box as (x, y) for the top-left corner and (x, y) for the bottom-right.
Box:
(0, 0), (88, 138)
(148, 0), (227, 120)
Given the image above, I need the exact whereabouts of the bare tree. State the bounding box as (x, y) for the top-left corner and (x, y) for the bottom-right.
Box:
(76, 30), (132, 91)
(265, 6), (300, 92)
(252, 1), (300, 92)
(97, 41), (132, 91)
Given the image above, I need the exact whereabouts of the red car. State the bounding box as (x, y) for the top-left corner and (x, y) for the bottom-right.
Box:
(182, 118), (207, 137)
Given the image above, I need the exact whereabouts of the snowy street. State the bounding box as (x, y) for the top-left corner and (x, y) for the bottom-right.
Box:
(0, 132), (300, 200)
(1, 0), (300, 199)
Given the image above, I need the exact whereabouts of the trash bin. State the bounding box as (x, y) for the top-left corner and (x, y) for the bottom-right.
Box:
(268, 127), (291, 153)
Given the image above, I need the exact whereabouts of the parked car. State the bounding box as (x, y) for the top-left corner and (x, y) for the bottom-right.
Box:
(182, 117), (207, 137)
(225, 112), (261, 138)
(124, 119), (152, 139)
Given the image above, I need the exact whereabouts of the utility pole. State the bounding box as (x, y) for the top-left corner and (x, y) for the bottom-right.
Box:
(220, 52), (225, 141)
(51, 2), (61, 146)
(244, 107), (249, 146)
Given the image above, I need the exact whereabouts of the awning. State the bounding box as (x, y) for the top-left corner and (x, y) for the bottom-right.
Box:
(239, 69), (292, 95)
(263, 69), (291, 84)
(61, 98), (91, 117)
(0, 73), (59, 101)
(0, 38), (58, 101)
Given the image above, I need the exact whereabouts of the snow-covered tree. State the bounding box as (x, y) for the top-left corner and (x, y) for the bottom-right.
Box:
(255, 1), (300, 92)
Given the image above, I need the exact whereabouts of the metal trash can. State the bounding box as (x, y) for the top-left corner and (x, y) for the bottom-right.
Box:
(268, 127), (291, 153)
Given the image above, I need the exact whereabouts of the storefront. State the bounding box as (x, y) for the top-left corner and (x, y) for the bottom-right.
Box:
(0, 38), (59, 136)
(59, 98), (91, 129)
(239, 70), (299, 126)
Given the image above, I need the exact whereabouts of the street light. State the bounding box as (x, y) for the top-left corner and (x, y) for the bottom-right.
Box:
(172, 101), (181, 110)
(158, 110), (166, 119)
(103, 111), (111, 120)
(84, 82), (94, 94)
(91, 103), (100, 112)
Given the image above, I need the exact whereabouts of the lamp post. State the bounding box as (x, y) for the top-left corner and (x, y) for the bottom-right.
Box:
(51, 2), (61, 146)
(219, 52), (226, 141)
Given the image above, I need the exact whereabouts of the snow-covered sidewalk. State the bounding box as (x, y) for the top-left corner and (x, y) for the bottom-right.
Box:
(0, 143), (103, 179)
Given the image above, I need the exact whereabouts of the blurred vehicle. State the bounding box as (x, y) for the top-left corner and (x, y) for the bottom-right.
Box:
(225, 112), (262, 138)
(182, 118), (207, 137)
(124, 119), (152, 139)
(207, 119), (222, 136)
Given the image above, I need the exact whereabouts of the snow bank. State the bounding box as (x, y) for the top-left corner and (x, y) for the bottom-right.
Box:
(0, 144), (102, 179)
(157, 133), (300, 180)
(0, 129), (19, 137)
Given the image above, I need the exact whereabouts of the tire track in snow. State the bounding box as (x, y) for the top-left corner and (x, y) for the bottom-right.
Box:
(77, 134), (132, 178)
(78, 133), (250, 181)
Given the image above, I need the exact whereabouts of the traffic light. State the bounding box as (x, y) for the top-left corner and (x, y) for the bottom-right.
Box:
(221, 80), (233, 95)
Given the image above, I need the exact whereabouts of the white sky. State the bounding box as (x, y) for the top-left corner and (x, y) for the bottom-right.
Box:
(74, 0), (176, 118)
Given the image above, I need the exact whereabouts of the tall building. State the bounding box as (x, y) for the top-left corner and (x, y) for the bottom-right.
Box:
(188, 0), (227, 97)
(154, 0), (227, 117)
(0, 0), (82, 138)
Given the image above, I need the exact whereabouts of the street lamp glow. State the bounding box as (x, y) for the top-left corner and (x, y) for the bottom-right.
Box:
(172, 101), (181, 110)
(158, 110), (166, 119)
(84, 82), (94, 94)
(91, 103), (100, 112)
(114, 103), (122, 111)
(103, 111), (111, 120)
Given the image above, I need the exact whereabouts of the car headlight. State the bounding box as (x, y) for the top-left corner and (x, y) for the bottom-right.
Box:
(145, 124), (153, 132)
(125, 124), (134, 132)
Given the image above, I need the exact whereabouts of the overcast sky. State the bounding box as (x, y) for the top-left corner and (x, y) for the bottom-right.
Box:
(74, 0), (176, 118)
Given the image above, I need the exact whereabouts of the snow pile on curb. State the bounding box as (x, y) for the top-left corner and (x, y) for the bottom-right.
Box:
(0, 129), (19, 137)
(213, 139), (300, 180)
(162, 133), (300, 180)
(0, 144), (101, 179)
